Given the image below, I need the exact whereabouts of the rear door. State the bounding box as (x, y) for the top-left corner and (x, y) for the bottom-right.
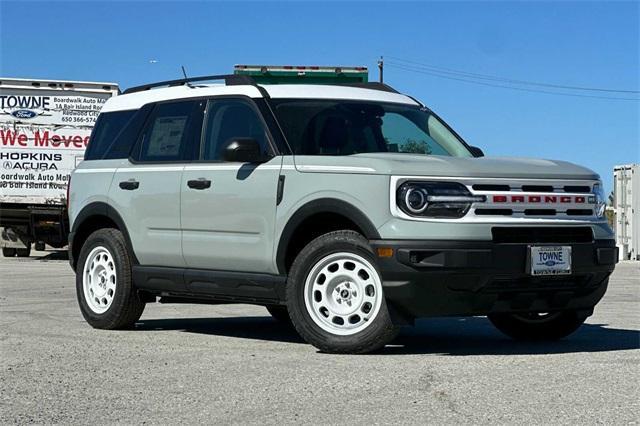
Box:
(109, 99), (203, 267)
(181, 97), (282, 273)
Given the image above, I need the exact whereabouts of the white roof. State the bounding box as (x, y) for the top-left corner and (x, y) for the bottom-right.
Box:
(264, 84), (417, 105)
(101, 83), (418, 112)
(0, 77), (119, 95)
(0, 77), (118, 86)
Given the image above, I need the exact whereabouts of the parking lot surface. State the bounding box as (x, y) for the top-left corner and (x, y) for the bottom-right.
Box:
(1, 251), (638, 424)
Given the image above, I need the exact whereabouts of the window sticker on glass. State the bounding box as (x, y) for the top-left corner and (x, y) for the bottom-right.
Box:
(146, 116), (187, 157)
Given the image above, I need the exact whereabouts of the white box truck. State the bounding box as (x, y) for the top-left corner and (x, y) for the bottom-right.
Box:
(1, 78), (118, 256)
(613, 164), (639, 260)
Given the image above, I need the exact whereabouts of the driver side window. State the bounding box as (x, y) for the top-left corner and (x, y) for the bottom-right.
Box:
(201, 99), (270, 161)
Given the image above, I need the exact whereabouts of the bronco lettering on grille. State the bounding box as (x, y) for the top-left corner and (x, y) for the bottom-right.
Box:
(493, 195), (587, 203)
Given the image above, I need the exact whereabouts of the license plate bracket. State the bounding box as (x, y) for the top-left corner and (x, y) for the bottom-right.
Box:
(529, 245), (572, 276)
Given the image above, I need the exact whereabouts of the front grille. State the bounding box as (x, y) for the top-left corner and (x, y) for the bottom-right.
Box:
(521, 185), (554, 193)
(524, 209), (556, 216)
(492, 226), (593, 243)
(476, 208), (513, 216)
(466, 178), (598, 220)
(566, 209), (593, 216)
(472, 184), (511, 191)
(564, 185), (591, 193)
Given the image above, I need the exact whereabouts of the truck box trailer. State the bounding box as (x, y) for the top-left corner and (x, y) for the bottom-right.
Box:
(1, 78), (118, 256)
(613, 164), (639, 261)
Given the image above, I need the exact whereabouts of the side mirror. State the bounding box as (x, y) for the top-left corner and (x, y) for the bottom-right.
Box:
(223, 138), (267, 163)
(469, 146), (484, 157)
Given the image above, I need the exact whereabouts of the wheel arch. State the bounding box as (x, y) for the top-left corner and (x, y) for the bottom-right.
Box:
(70, 202), (137, 270)
(276, 198), (380, 274)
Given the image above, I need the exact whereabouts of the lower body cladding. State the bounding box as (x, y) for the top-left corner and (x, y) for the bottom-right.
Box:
(369, 238), (617, 319)
(131, 267), (287, 305)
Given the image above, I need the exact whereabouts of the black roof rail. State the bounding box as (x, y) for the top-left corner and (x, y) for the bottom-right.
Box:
(122, 74), (255, 94)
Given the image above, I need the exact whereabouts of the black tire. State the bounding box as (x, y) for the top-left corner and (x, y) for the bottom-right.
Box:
(75, 228), (145, 329)
(488, 310), (588, 341)
(35, 241), (46, 251)
(266, 305), (292, 325)
(286, 230), (399, 354)
(16, 246), (31, 257)
(2, 247), (16, 257)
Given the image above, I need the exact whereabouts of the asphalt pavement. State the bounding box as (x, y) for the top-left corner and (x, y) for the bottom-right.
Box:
(1, 250), (638, 424)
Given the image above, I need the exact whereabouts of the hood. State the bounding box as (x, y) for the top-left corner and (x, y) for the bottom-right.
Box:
(295, 153), (600, 180)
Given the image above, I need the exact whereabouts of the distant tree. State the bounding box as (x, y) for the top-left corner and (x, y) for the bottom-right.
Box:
(402, 139), (432, 155)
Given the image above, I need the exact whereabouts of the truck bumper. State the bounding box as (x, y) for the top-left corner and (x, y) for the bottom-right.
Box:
(369, 239), (617, 319)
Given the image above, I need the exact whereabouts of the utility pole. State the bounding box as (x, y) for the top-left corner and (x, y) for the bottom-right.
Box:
(378, 56), (384, 83)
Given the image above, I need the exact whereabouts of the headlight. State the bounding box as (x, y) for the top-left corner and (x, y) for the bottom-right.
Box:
(592, 182), (606, 218)
(396, 181), (485, 218)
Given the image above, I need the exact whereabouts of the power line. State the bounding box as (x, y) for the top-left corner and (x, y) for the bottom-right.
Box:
(386, 62), (640, 101)
(387, 55), (640, 94)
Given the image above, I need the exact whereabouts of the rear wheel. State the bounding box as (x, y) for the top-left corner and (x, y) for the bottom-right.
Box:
(2, 247), (16, 257)
(287, 230), (398, 354)
(76, 228), (145, 329)
(488, 310), (588, 340)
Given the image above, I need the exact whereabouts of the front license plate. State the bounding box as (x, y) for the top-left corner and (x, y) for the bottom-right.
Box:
(530, 246), (572, 276)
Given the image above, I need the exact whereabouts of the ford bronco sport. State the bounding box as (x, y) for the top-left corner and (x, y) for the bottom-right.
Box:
(68, 69), (617, 354)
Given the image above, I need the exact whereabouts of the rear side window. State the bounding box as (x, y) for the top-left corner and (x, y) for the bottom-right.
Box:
(135, 100), (199, 162)
(85, 110), (135, 160)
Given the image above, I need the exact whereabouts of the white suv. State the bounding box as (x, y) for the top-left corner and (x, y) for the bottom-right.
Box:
(69, 74), (617, 354)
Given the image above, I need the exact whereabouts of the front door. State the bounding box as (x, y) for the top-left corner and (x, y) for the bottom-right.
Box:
(181, 97), (282, 273)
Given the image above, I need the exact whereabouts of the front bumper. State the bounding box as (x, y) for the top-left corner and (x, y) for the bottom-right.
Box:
(370, 239), (617, 319)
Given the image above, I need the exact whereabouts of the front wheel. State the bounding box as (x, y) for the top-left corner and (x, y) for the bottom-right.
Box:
(76, 228), (145, 329)
(286, 230), (398, 354)
(488, 311), (588, 341)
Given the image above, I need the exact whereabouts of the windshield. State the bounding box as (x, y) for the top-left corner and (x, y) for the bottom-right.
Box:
(272, 99), (473, 157)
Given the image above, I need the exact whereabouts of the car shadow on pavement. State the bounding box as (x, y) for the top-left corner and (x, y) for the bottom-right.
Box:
(387, 317), (640, 356)
(135, 316), (305, 344)
(37, 251), (69, 261)
(134, 315), (640, 355)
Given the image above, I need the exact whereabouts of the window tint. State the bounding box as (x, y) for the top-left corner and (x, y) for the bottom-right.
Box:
(381, 113), (449, 156)
(202, 99), (269, 161)
(272, 100), (472, 157)
(103, 105), (154, 160)
(85, 110), (135, 160)
(137, 101), (197, 162)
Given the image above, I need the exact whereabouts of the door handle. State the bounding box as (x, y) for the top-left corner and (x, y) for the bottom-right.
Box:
(187, 178), (212, 190)
(119, 180), (139, 190)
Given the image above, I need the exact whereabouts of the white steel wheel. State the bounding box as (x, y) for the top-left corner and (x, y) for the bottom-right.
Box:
(304, 252), (383, 336)
(83, 246), (117, 314)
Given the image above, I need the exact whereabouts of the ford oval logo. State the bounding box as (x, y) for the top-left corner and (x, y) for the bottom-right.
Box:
(544, 260), (557, 266)
(11, 109), (37, 119)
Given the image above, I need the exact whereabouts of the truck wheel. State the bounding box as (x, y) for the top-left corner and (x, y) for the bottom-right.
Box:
(488, 311), (588, 341)
(35, 241), (46, 251)
(16, 246), (31, 257)
(265, 305), (292, 324)
(286, 230), (398, 354)
(2, 247), (16, 257)
(76, 228), (145, 329)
